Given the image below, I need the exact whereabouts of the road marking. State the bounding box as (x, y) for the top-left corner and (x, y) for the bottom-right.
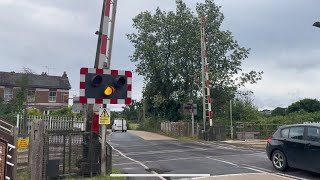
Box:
(206, 157), (238, 166)
(111, 174), (210, 177)
(111, 145), (166, 180)
(113, 156), (208, 166)
(274, 173), (310, 180)
(183, 173), (267, 180)
(122, 148), (210, 156)
(207, 157), (305, 180)
(243, 166), (267, 173)
(241, 164), (272, 172)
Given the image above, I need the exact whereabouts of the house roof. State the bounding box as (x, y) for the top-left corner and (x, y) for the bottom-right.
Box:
(0, 71), (71, 90)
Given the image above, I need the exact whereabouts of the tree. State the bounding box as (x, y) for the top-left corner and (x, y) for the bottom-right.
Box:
(287, 98), (320, 113)
(27, 108), (42, 116)
(231, 96), (261, 122)
(122, 100), (141, 121)
(271, 107), (287, 116)
(0, 67), (34, 125)
(51, 107), (75, 117)
(127, 0), (263, 121)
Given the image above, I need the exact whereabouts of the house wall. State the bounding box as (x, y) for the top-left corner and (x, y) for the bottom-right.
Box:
(0, 86), (69, 112)
(0, 86), (4, 100)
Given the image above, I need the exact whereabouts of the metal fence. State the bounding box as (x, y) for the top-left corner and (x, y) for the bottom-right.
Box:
(304, 121), (320, 125)
(235, 122), (282, 140)
(161, 122), (192, 136)
(161, 122), (226, 141)
(44, 130), (101, 179)
(17, 115), (84, 134)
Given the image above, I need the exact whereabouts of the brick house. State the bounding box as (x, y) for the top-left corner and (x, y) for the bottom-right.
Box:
(0, 71), (71, 114)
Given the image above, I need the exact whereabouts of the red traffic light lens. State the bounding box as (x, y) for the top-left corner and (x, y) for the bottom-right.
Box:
(91, 75), (103, 87)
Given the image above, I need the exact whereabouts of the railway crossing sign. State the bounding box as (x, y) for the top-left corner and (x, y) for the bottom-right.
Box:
(99, 108), (111, 125)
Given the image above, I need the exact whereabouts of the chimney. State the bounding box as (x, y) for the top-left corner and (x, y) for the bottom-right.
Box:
(62, 71), (68, 79)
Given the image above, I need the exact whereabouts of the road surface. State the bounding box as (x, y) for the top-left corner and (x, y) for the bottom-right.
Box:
(109, 131), (320, 180)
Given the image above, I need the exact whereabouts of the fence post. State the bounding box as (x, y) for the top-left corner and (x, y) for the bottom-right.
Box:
(11, 126), (18, 180)
(30, 119), (44, 180)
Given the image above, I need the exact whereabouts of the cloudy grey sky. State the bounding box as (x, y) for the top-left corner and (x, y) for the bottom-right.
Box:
(0, 0), (319, 110)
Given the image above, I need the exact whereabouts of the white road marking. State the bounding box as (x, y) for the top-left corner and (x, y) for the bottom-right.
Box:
(184, 173), (267, 180)
(111, 174), (210, 177)
(206, 157), (238, 166)
(207, 157), (305, 180)
(243, 166), (267, 173)
(111, 145), (166, 180)
(275, 173), (310, 180)
(113, 156), (208, 166)
(123, 148), (210, 156)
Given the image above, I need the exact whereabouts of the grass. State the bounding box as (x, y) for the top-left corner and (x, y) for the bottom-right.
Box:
(17, 169), (30, 180)
(128, 123), (139, 130)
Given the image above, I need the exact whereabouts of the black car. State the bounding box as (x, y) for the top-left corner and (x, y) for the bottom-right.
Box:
(266, 124), (320, 173)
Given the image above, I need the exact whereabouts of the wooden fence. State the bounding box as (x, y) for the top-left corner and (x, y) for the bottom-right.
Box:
(161, 122), (202, 137)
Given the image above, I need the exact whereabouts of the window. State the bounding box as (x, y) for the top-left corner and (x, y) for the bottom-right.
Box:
(4, 88), (13, 101)
(307, 127), (320, 142)
(281, 128), (289, 138)
(289, 127), (304, 140)
(27, 90), (35, 103)
(49, 91), (57, 102)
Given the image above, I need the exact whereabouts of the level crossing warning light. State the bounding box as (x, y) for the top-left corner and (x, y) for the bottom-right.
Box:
(79, 68), (132, 105)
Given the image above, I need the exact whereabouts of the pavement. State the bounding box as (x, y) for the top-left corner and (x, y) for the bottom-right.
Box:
(108, 130), (320, 180)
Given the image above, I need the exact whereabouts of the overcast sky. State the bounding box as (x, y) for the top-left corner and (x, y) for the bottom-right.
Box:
(1, 0), (320, 110)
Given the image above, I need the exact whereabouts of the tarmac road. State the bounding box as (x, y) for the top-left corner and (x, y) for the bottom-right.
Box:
(109, 131), (320, 180)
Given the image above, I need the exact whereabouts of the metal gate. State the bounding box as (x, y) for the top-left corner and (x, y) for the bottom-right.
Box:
(44, 129), (101, 179)
(0, 119), (17, 180)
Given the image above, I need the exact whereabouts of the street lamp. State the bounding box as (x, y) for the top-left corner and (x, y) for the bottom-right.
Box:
(313, 21), (320, 28)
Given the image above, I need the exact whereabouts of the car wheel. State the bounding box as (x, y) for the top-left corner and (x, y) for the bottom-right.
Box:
(272, 150), (288, 171)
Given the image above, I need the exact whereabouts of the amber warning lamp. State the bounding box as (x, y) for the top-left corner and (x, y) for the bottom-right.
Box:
(103, 76), (126, 96)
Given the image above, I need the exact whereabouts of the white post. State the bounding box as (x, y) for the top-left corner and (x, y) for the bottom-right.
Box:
(230, 99), (233, 140)
(16, 114), (20, 131)
(191, 111), (194, 136)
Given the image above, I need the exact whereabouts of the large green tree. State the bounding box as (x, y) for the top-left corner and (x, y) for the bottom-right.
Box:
(127, 0), (263, 121)
(122, 100), (141, 121)
(288, 98), (320, 113)
(271, 107), (287, 116)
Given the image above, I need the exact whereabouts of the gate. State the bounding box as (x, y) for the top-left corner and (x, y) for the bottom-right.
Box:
(44, 129), (101, 179)
(0, 140), (7, 180)
(0, 119), (17, 180)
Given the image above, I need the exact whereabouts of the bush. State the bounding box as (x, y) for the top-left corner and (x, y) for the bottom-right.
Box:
(257, 111), (320, 125)
(137, 117), (162, 132)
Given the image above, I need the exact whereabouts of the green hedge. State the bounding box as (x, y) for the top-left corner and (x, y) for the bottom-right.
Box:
(257, 111), (320, 125)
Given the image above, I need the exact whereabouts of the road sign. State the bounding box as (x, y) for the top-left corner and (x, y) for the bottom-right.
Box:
(72, 103), (82, 114)
(99, 108), (111, 125)
(17, 139), (29, 149)
(183, 103), (197, 115)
